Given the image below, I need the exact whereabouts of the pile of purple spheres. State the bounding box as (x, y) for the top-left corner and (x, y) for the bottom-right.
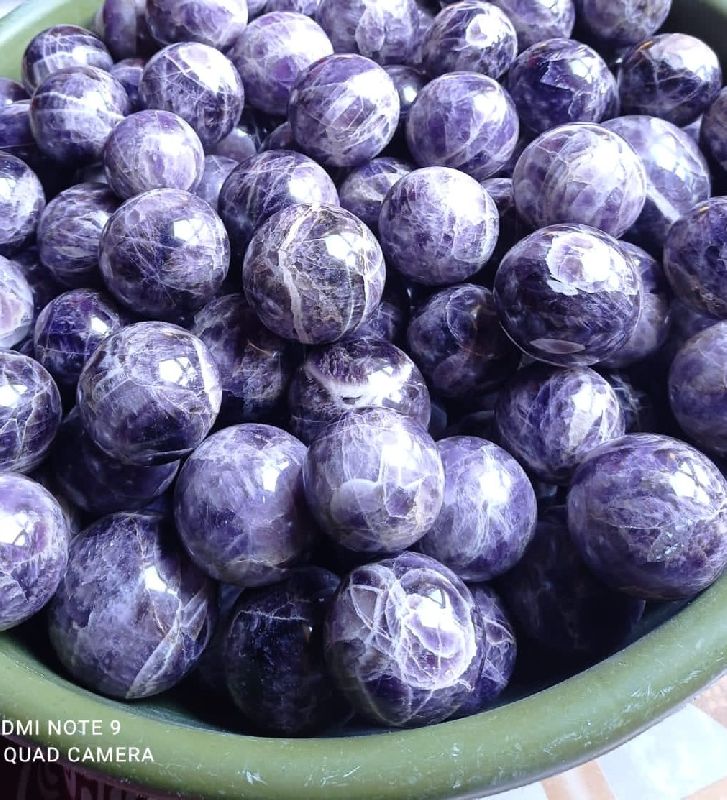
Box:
(3, 0), (727, 739)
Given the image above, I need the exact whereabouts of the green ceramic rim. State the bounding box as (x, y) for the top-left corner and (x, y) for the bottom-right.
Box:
(0, 1), (726, 798)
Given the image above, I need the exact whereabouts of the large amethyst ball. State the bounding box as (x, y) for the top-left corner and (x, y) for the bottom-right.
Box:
(0, 153), (45, 257)
(0, 352), (61, 474)
(338, 157), (411, 234)
(228, 12), (333, 117)
(407, 284), (518, 398)
(175, 424), (315, 587)
(324, 551), (482, 727)
(224, 567), (348, 735)
(418, 436), (537, 581)
(576, 0), (672, 48)
(495, 365), (626, 484)
(110, 57), (146, 113)
(512, 123), (647, 237)
(103, 110), (204, 199)
(0, 473), (68, 631)
(0, 256), (34, 348)
(48, 512), (216, 699)
(99, 189), (229, 320)
(568, 434), (727, 600)
(303, 407), (444, 554)
(0, 79), (28, 107)
(288, 337), (431, 444)
(379, 167), (499, 286)
(145, 0), (248, 49)
(139, 43), (244, 148)
(289, 54), (400, 167)
(242, 203), (385, 345)
(76, 322), (221, 465)
(489, 0), (575, 51)
(37, 182), (119, 289)
(702, 89), (727, 174)
(618, 34), (721, 127)
(194, 155), (237, 211)
(406, 72), (519, 181)
(99, 0), (153, 61)
(494, 224), (642, 366)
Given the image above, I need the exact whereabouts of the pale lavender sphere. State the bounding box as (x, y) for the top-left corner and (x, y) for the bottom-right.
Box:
(324, 551), (482, 727)
(243, 203), (385, 345)
(228, 12), (333, 117)
(568, 434), (727, 600)
(619, 34), (722, 127)
(0, 79), (28, 107)
(0, 473), (68, 631)
(494, 224), (642, 366)
(701, 89), (727, 174)
(30, 67), (130, 165)
(266, 0), (321, 14)
(418, 436), (537, 581)
(406, 72), (519, 181)
(99, 0), (153, 60)
(489, 0), (575, 51)
(21, 25), (113, 93)
(37, 182), (119, 289)
(576, 0), (671, 47)
(99, 189), (229, 320)
(103, 110), (204, 199)
(145, 0), (248, 50)
(512, 123), (647, 237)
(140, 43), (244, 148)
(48, 512), (216, 699)
(175, 424), (316, 587)
(289, 54), (400, 168)
(109, 57), (146, 111)
(383, 65), (425, 131)
(495, 365), (626, 484)
(0, 256), (34, 348)
(76, 322), (222, 466)
(338, 158), (411, 233)
(194, 155), (237, 211)
(0, 153), (45, 256)
(379, 167), (498, 286)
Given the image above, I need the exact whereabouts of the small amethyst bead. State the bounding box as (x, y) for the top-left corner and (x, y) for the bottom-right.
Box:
(145, 0), (248, 49)
(0, 79), (28, 107)
(0, 256), (34, 349)
(489, 0), (575, 51)
(0, 153), (45, 256)
(338, 158), (411, 234)
(701, 89), (727, 174)
(99, 0), (153, 60)
(575, 0), (672, 48)
(193, 155), (238, 211)
(110, 58), (146, 112)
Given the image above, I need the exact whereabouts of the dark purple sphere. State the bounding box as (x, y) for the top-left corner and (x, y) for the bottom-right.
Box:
(0, 78), (28, 107)
(0, 153), (45, 257)
(489, 0), (575, 51)
(145, 0), (248, 49)
(480, 177), (528, 269)
(13, 247), (62, 327)
(576, 0), (672, 48)
(110, 58), (146, 112)
(261, 122), (298, 153)
(338, 157), (411, 234)
(99, 0), (153, 60)
(702, 89), (727, 174)
(352, 276), (409, 343)
(193, 155), (237, 211)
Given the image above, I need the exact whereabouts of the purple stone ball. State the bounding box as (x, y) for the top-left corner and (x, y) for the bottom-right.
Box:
(145, 0), (248, 50)
(407, 284), (518, 398)
(353, 275), (409, 344)
(289, 54), (400, 168)
(243, 203), (385, 345)
(109, 57), (146, 112)
(576, 0), (671, 48)
(325, 551), (482, 727)
(406, 72), (519, 181)
(383, 65), (425, 131)
(604, 372), (657, 434)
(193, 155), (238, 211)
(0, 153), (45, 257)
(48, 512), (216, 699)
(0, 78), (28, 107)
(76, 321), (222, 466)
(261, 122), (298, 153)
(213, 109), (276, 162)
(99, 0), (153, 60)
(228, 12), (333, 117)
(494, 224), (642, 366)
(12, 248), (60, 322)
(701, 89), (727, 174)
(266, 0), (321, 13)
(489, 0), (575, 51)
(0, 256), (34, 348)
(140, 43), (244, 149)
(618, 34), (722, 127)
(568, 434), (727, 600)
(0, 473), (69, 631)
(175, 424), (316, 587)
(666, 298), (721, 359)
(337, 158), (411, 234)
(481, 177), (528, 268)
(0, 101), (38, 165)
(0, 352), (61, 474)
(512, 123), (646, 237)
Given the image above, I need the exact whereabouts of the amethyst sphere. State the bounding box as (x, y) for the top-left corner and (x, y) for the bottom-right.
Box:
(338, 157), (411, 233)
(193, 155), (237, 211)
(603, 115), (711, 250)
(48, 512), (216, 699)
(139, 43), (244, 148)
(192, 294), (296, 424)
(303, 407), (444, 554)
(0, 352), (61, 474)
(618, 34), (721, 127)
(224, 568), (348, 735)
(33, 289), (125, 388)
(262, 122), (297, 153)
(379, 167), (499, 286)
(325, 551), (482, 727)
(77, 322), (221, 465)
(0, 153), (45, 256)
(21, 25), (113, 93)
(702, 89), (727, 173)
(145, 0), (248, 49)
(289, 54), (400, 167)
(218, 151), (338, 259)
(228, 12), (333, 117)
(512, 123), (647, 237)
(0, 256), (34, 348)
(576, 0), (671, 48)
(99, 0), (153, 60)
(103, 110), (204, 199)
(495, 365), (626, 484)
(494, 224), (642, 366)
(506, 39), (617, 137)
(175, 424), (315, 587)
(406, 72), (519, 181)
(568, 434), (727, 600)
(489, 0), (575, 51)
(0, 79), (27, 107)
(418, 436), (537, 581)
(37, 182), (119, 289)
(288, 337), (431, 444)
(407, 284), (518, 398)
(110, 58), (145, 112)
(0, 474), (68, 631)
(242, 203), (385, 345)
(99, 189), (229, 320)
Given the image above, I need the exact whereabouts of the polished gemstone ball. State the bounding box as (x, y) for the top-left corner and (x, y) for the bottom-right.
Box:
(193, 155), (237, 211)
(212, 108), (275, 163)
(110, 57), (146, 111)
(0, 78), (27, 107)
(575, 0), (672, 48)
(0, 153), (45, 256)
(489, 0), (575, 51)
(0, 256), (34, 349)
(701, 89), (727, 174)
(261, 122), (298, 153)
(662, 298), (721, 365)
(145, 0), (248, 49)
(98, 0), (153, 60)
(338, 158), (411, 234)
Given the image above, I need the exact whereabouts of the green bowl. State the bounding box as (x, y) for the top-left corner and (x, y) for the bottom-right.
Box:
(1, 1), (727, 797)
